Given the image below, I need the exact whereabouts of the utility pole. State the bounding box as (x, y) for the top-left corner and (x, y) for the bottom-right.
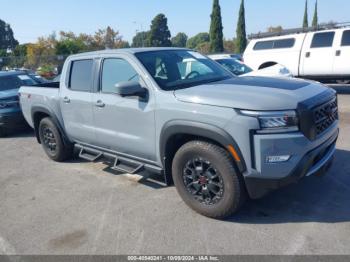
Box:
(133, 21), (144, 47)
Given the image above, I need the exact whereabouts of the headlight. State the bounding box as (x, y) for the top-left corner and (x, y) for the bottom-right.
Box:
(239, 110), (299, 133)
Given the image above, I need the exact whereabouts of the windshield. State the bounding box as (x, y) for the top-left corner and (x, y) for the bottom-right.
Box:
(135, 50), (233, 90)
(0, 74), (37, 92)
(216, 59), (253, 76)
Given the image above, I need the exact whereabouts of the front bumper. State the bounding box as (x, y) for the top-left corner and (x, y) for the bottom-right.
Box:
(244, 127), (338, 199)
(0, 111), (26, 130)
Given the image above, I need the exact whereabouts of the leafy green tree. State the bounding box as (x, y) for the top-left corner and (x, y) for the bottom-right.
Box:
(196, 42), (211, 54)
(132, 31), (149, 47)
(56, 27), (127, 53)
(236, 0), (247, 54)
(303, 0), (309, 28)
(55, 31), (87, 55)
(93, 27), (123, 49)
(171, 32), (188, 47)
(9, 44), (28, 68)
(55, 39), (85, 55)
(312, 0), (318, 27)
(13, 44), (27, 57)
(0, 19), (18, 50)
(209, 0), (224, 53)
(186, 33), (210, 49)
(26, 36), (56, 69)
(148, 14), (172, 47)
(116, 40), (130, 49)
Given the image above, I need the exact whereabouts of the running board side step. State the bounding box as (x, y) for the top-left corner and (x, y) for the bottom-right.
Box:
(111, 157), (144, 174)
(79, 147), (103, 162)
(74, 144), (164, 179)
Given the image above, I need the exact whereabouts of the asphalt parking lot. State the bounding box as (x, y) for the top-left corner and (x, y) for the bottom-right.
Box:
(0, 86), (349, 255)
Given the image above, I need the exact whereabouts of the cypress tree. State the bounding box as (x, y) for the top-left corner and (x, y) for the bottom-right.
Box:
(236, 0), (247, 54)
(303, 0), (309, 28)
(209, 0), (224, 53)
(148, 14), (172, 47)
(312, 0), (318, 28)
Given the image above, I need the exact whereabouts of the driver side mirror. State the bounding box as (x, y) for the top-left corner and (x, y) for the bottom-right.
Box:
(114, 81), (147, 98)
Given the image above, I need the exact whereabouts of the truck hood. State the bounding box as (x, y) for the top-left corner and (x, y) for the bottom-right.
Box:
(173, 77), (329, 110)
(0, 89), (19, 99)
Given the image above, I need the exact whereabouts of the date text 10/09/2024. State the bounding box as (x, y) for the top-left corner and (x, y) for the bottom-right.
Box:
(127, 256), (220, 261)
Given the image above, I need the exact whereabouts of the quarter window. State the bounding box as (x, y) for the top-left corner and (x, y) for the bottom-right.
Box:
(69, 60), (93, 92)
(311, 32), (335, 48)
(273, 38), (295, 48)
(101, 58), (139, 93)
(341, 30), (350, 46)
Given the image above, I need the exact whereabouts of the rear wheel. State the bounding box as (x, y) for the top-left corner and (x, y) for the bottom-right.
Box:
(38, 117), (72, 162)
(172, 140), (246, 219)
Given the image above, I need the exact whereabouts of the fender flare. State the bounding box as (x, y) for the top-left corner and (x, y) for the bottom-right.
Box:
(31, 106), (72, 145)
(159, 120), (246, 173)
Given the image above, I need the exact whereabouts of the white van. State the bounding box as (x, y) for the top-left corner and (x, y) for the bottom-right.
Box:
(243, 23), (350, 83)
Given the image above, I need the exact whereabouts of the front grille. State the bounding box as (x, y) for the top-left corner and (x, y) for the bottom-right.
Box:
(298, 90), (338, 141)
(313, 98), (338, 136)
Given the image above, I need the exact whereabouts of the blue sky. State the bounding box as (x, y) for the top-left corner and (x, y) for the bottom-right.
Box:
(1, 0), (349, 44)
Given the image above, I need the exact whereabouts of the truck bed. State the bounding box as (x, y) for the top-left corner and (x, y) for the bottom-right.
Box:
(19, 84), (62, 128)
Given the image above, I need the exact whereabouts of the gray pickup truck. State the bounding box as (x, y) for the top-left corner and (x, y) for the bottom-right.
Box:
(19, 48), (339, 218)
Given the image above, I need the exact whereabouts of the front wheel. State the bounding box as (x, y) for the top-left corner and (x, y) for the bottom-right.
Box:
(172, 141), (246, 219)
(38, 117), (72, 162)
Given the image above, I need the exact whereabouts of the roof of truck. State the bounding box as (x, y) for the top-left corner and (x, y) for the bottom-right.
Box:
(249, 22), (350, 39)
(69, 47), (190, 58)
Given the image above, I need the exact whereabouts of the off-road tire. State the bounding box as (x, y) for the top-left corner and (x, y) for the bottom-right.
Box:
(38, 117), (72, 162)
(172, 140), (246, 219)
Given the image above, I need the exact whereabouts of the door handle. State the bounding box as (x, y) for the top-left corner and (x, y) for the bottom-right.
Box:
(336, 50), (341, 56)
(95, 100), (105, 108)
(63, 97), (70, 103)
(305, 52), (311, 58)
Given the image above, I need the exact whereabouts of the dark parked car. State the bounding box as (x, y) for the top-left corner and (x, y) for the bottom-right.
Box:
(0, 71), (38, 136)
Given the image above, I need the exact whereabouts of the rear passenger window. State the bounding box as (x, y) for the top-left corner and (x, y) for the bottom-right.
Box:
(253, 40), (274, 50)
(311, 32), (335, 48)
(253, 38), (295, 50)
(69, 60), (93, 92)
(341, 30), (350, 46)
(0, 76), (21, 91)
(101, 58), (139, 93)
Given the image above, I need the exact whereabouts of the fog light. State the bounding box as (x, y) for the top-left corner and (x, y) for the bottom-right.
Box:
(266, 155), (291, 163)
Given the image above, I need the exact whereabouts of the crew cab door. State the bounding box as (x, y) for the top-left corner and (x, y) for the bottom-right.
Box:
(301, 31), (336, 76)
(91, 56), (156, 161)
(333, 29), (350, 75)
(60, 59), (96, 144)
